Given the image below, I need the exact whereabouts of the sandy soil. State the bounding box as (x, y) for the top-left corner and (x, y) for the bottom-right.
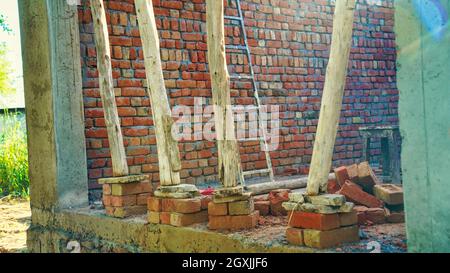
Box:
(0, 197), (31, 253)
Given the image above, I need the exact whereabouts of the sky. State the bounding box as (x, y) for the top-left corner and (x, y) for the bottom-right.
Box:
(0, 0), (24, 109)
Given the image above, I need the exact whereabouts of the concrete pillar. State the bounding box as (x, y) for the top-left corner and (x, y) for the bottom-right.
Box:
(396, 0), (450, 252)
(19, 0), (88, 210)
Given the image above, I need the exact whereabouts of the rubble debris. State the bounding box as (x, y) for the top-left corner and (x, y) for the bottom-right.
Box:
(268, 189), (291, 216)
(254, 201), (270, 216)
(328, 162), (405, 227)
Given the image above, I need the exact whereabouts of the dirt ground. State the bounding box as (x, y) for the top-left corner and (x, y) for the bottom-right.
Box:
(0, 199), (406, 253)
(0, 197), (31, 253)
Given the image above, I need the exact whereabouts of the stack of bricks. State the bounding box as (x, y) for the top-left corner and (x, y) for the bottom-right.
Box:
(208, 187), (259, 231)
(101, 175), (152, 218)
(283, 193), (359, 249)
(147, 184), (209, 227)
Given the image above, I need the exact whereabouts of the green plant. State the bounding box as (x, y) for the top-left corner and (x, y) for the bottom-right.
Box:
(0, 43), (15, 95)
(0, 14), (12, 33)
(0, 111), (29, 197)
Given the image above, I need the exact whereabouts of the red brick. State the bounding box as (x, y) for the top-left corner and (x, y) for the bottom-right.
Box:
(303, 225), (360, 249)
(200, 195), (212, 210)
(268, 189), (291, 216)
(160, 212), (171, 225)
(373, 184), (403, 205)
(110, 195), (137, 207)
(112, 206), (147, 218)
(365, 208), (386, 225)
(354, 206), (369, 225)
(162, 198), (202, 214)
(339, 211), (358, 227)
(327, 179), (341, 194)
(137, 193), (152, 206)
(111, 182), (152, 196)
(147, 196), (162, 212)
(208, 202), (228, 216)
(288, 211), (340, 231)
(356, 162), (381, 193)
(148, 211), (160, 224)
(286, 228), (304, 246)
(80, 1), (398, 191)
(254, 201), (270, 216)
(103, 184), (112, 195)
(170, 211), (209, 227)
(105, 206), (114, 216)
(338, 181), (383, 208)
(103, 195), (111, 207)
(208, 211), (259, 231)
(334, 166), (350, 186)
(228, 200), (254, 216)
(347, 164), (359, 181)
(386, 210), (405, 223)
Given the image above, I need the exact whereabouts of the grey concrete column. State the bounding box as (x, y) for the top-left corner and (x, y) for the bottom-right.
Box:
(19, 0), (88, 210)
(396, 0), (450, 252)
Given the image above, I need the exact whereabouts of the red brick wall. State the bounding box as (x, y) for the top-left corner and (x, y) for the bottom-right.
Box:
(78, 0), (398, 191)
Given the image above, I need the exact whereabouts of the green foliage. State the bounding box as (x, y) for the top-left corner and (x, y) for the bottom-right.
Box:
(0, 111), (29, 197)
(0, 43), (15, 95)
(0, 14), (12, 33)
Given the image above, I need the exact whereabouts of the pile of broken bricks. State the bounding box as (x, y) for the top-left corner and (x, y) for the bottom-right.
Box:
(147, 184), (210, 227)
(101, 175), (152, 218)
(330, 161), (405, 225)
(283, 192), (360, 249)
(207, 186), (259, 230)
(251, 189), (291, 217)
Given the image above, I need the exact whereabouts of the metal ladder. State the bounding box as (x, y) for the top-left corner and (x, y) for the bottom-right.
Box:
(224, 0), (275, 184)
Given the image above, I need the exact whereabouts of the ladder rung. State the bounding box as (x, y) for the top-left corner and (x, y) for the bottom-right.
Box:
(230, 74), (253, 80)
(233, 105), (260, 110)
(224, 15), (243, 21)
(239, 138), (262, 142)
(226, 45), (248, 51)
(243, 169), (271, 176)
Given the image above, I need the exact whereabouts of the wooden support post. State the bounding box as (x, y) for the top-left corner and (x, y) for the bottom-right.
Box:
(135, 0), (182, 186)
(90, 0), (128, 177)
(306, 0), (356, 196)
(206, 0), (242, 188)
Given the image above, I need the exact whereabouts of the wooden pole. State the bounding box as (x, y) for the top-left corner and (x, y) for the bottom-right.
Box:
(306, 0), (356, 196)
(206, 0), (242, 188)
(135, 0), (182, 186)
(90, 0), (129, 177)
